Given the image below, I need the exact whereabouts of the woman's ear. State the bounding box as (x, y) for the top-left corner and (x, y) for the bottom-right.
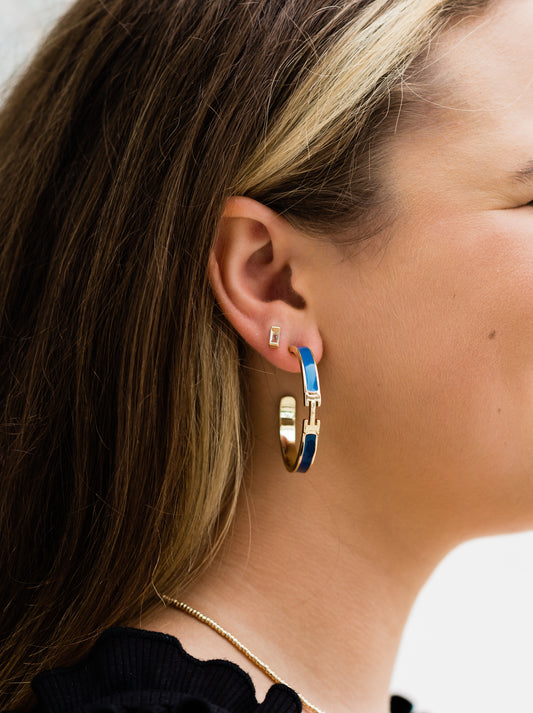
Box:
(208, 197), (323, 372)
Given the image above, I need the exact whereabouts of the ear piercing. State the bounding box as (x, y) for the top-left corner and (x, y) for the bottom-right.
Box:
(269, 325), (281, 348)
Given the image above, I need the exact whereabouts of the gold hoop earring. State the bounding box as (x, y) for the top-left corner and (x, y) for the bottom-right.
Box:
(279, 346), (321, 473)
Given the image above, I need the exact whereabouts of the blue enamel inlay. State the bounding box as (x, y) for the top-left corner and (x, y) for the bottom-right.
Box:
(297, 346), (319, 393)
(297, 433), (317, 473)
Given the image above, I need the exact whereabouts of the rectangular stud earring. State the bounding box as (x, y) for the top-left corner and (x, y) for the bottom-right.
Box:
(269, 325), (281, 348)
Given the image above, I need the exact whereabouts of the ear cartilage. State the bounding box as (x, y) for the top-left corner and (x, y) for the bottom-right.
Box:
(269, 325), (281, 348)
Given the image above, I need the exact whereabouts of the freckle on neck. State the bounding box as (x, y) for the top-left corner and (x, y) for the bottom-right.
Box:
(488, 330), (496, 339)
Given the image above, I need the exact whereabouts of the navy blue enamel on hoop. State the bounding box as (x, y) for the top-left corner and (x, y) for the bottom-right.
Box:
(279, 346), (321, 473)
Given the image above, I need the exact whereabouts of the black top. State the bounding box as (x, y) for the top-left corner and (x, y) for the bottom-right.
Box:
(30, 627), (414, 713)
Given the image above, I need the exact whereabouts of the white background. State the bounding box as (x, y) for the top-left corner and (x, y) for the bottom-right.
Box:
(2, 1), (533, 711)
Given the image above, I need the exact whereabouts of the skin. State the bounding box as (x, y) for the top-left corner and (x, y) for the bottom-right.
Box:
(141, 2), (533, 711)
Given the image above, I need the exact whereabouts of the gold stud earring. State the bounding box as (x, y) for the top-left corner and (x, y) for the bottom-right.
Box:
(268, 325), (281, 348)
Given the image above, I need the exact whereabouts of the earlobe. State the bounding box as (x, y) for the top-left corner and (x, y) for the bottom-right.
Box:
(207, 197), (323, 372)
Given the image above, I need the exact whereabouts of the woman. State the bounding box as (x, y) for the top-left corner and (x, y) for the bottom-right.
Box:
(1, 0), (531, 710)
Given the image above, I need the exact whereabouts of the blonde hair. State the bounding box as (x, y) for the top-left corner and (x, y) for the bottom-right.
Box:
(0, 0), (490, 708)
(238, 0), (463, 197)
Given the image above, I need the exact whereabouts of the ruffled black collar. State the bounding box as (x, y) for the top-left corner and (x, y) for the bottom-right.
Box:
(31, 627), (413, 713)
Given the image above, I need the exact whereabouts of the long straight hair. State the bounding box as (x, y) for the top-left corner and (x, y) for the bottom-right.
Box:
(0, 0), (490, 708)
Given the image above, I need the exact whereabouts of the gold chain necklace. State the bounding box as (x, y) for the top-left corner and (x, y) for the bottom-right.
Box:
(161, 595), (326, 713)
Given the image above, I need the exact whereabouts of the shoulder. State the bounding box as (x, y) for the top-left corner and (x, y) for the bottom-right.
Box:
(22, 628), (414, 713)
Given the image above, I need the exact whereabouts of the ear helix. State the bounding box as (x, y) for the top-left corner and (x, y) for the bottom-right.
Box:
(268, 326), (321, 473)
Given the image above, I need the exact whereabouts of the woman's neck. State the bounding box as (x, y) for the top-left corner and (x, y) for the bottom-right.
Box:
(145, 454), (447, 712)
(142, 360), (455, 713)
